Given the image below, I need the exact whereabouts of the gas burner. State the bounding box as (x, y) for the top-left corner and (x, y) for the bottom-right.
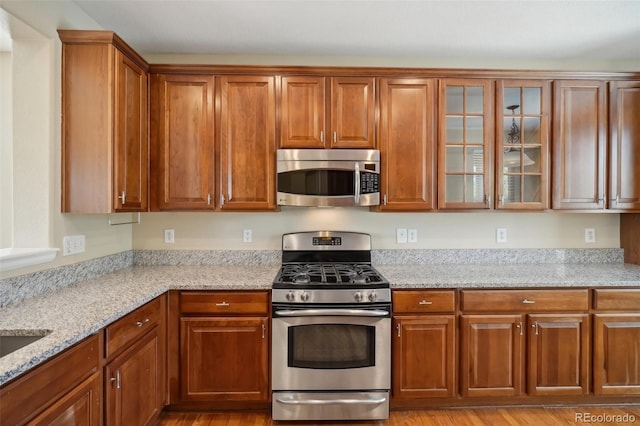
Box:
(292, 273), (311, 284)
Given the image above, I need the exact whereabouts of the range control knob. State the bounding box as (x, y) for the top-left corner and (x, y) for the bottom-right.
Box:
(300, 292), (310, 302)
(286, 291), (295, 302)
(368, 291), (378, 302)
(354, 291), (364, 302)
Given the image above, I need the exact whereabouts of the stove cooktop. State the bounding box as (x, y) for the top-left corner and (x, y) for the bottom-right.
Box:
(273, 262), (388, 289)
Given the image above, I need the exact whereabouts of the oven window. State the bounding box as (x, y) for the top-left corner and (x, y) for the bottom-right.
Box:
(278, 170), (354, 196)
(288, 324), (375, 369)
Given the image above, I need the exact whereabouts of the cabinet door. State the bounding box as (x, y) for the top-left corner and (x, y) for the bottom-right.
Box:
(527, 314), (589, 396)
(280, 76), (326, 148)
(180, 317), (269, 402)
(552, 80), (607, 210)
(378, 78), (436, 211)
(219, 76), (276, 210)
(105, 329), (162, 426)
(609, 80), (640, 211)
(594, 314), (640, 395)
(496, 80), (550, 210)
(113, 49), (148, 212)
(460, 315), (524, 397)
(150, 74), (215, 210)
(330, 77), (376, 148)
(438, 79), (493, 209)
(392, 315), (455, 399)
(27, 372), (101, 425)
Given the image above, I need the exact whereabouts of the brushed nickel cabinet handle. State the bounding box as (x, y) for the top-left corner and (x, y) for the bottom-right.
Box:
(135, 318), (150, 327)
(522, 298), (536, 304)
(419, 300), (433, 305)
(118, 191), (126, 205)
(215, 301), (230, 307)
(110, 370), (121, 389)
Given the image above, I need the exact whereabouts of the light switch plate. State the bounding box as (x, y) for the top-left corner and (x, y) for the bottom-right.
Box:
(164, 229), (175, 244)
(496, 228), (507, 243)
(585, 228), (596, 243)
(408, 229), (418, 243)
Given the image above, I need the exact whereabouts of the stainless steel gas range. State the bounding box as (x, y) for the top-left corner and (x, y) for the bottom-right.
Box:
(271, 231), (391, 421)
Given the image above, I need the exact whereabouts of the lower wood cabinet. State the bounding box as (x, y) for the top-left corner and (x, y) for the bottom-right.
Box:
(104, 295), (166, 426)
(179, 317), (269, 402)
(593, 289), (640, 395)
(392, 290), (456, 400)
(168, 290), (270, 408)
(0, 335), (101, 426)
(459, 290), (590, 398)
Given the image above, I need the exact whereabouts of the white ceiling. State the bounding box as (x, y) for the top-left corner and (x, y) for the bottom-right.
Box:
(69, 0), (640, 64)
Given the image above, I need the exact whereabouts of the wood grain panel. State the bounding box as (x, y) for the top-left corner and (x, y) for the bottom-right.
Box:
(392, 290), (455, 313)
(280, 76), (326, 148)
(105, 296), (162, 359)
(330, 77), (376, 148)
(180, 291), (269, 315)
(594, 288), (640, 310)
(621, 214), (640, 265)
(460, 289), (589, 312)
(378, 78), (436, 210)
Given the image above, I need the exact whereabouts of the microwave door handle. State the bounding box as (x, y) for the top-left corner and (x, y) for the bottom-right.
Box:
(354, 162), (361, 204)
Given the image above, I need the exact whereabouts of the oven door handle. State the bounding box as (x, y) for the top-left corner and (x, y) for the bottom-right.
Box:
(275, 396), (387, 405)
(274, 309), (389, 317)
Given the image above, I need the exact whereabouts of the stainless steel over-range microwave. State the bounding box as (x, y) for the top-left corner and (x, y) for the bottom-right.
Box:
(276, 149), (381, 207)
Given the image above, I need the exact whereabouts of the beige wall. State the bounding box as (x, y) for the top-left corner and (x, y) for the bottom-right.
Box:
(133, 210), (620, 250)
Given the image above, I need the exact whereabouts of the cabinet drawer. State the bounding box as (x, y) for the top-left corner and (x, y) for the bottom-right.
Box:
(105, 296), (162, 359)
(594, 289), (640, 310)
(180, 291), (269, 315)
(460, 289), (589, 312)
(393, 290), (456, 313)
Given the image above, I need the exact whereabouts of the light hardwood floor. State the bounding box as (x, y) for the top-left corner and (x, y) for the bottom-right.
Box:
(157, 406), (640, 425)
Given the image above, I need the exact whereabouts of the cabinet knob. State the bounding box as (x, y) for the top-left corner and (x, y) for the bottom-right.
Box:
(135, 318), (150, 327)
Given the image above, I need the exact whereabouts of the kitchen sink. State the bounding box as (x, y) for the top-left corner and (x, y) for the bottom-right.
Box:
(0, 330), (51, 357)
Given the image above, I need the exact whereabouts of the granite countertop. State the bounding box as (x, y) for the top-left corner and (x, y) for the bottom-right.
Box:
(2, 262), (640, 386)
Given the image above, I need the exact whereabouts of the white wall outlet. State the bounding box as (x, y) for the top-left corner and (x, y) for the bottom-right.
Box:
(496, 228), (508, 243)
(408, 229), (418, 243)
(585, 228), (596, 243)
(243, 229), (253, 243)
(62, 235), (85, 256)
(164, 229), (175, 244)
(396, 228), (408, 244)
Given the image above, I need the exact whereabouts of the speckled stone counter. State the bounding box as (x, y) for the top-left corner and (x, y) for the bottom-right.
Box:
(0, 265), (277, 386)
(2, 260), (640, 387)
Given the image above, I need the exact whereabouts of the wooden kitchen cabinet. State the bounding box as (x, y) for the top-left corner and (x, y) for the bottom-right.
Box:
(552, 80), (607, 210)
(0, 335), (101, 426)
(392, 290), (456, 400)
(438, 79), (494, 209)
(280, 75), (375, 148)
(378, 78), (436, 210)
(495, 80), (550, 210)
(59, 30), (148, 213)
(170, 291), (270, 408)
(104, 295), (166, 426)
(219, 75), (277, 210)
(593, 289), (640, 395)
(460, 289), (590, 398)
(609, 80), (640, 211)
(150, 74), (216, 210)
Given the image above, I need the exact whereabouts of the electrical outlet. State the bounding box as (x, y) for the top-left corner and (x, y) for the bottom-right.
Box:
(585, 228), (596, 243)
(164, 229), (175, 244)
(396, 228), (407, 244)
(408, 229), (418, 243)
(62, 235), (85, 256)
(496, 228), (508, 243)
(243, 229), (253, 243)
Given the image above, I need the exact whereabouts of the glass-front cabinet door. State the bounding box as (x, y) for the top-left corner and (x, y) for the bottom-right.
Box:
(496, 80), (550, 210)
(438, 79), (493, 209)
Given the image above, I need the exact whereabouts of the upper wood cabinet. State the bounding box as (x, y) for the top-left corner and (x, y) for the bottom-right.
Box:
(219, 75), (277, 210)
(551, 80), (607, 210)
(150, 74), (216, 210)
(609, 80), (640, 211)
(378, 78), (436, 210)
(438, 79), (494, 209)
(496, 80), (550, 210)
(280, 76), (375, 148)
(59, 30), (149, 213)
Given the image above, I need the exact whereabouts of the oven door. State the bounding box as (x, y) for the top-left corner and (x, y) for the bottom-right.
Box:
(271, 305), (391, 391)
